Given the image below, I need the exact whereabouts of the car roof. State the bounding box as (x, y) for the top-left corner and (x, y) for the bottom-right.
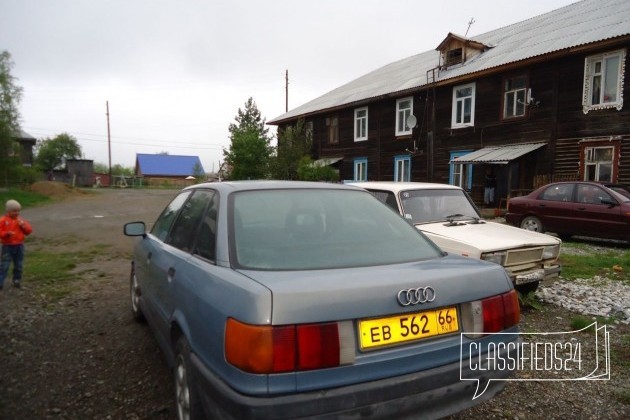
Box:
(348, 181), (463, 193)
(185, 180), (365, 193)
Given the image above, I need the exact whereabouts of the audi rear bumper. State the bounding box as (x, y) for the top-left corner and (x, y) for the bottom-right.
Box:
(190, 344), (514, 419)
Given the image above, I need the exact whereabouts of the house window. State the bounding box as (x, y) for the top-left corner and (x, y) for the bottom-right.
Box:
(451, 83), (475, 128)
(446, 48), (463, 66)
(449, 151), (473, 190)
(503, 76), (527, 119)
(326, 116), (338, 144)
(354, 158), (367, 181)
(394, 156), (411, 182)
(396, 97), (413, 136)
(354, 107), (368, 141)
(582, 49), (626, 113)
(583, 146), (614, 182)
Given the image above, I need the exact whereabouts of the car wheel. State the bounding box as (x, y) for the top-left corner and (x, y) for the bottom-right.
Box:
(520, 216), (544, 232)
(130, 270), (145, 322)
(516, 281), (539, 294)
(174, 337), (203, 420)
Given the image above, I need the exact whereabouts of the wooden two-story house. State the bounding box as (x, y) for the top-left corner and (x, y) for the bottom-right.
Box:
(268, 0), (630, 207)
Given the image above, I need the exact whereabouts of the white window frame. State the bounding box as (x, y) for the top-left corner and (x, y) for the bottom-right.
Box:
(583, 145), (614, 182)
(503, 76), (527, 119)
(451, 83), (476, 128)
(582, 49), (626, 114)
(395, 97), (413, 136)
(354, 107), (368, 141)
(354, 158), (368, 181)
(394, 155), (411, 182)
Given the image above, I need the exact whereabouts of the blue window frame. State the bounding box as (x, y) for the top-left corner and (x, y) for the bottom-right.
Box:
(354, 158), (368, 181)
(449, 151), (473, 190)
(394, 155), (411, 182)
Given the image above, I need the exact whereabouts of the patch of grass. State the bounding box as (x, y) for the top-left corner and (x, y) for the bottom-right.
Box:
(614, 335), (630, 369)
(518, 291), (543, 310)
(569, 314), (617, 331)
(24, 244), (111, 302)
(559, 244), (630, 283)
(569, 315), (596, 331)
(614, 387), (630, 405)
(0, 188), (50, 208)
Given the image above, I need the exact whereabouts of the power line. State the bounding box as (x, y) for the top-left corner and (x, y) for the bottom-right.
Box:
(22, 126), (227, 149)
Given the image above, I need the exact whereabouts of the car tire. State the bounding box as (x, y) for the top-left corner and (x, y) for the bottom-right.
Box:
(130, 270), (145, 322)
(520, 216), (544, 232)
(174, 337), (203, 420)
(516, 281), (539, 294)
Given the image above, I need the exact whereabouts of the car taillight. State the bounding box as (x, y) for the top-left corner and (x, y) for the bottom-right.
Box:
(461, 289), (520, 339)
(225, 318), (355, 373)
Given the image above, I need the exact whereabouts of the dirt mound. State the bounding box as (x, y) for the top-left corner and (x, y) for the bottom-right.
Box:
(29, 181), (88, 199)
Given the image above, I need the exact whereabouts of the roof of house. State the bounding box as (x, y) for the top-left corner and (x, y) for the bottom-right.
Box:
(136, 154), (205, 177)
(18, 130), (35, 139)
(269, 0), (630, 124)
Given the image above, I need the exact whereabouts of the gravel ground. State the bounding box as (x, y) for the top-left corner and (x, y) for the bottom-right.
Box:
(0, 187), (628, 419)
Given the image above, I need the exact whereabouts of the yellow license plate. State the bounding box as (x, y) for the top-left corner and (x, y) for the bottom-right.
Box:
(359, 307), (459, 350)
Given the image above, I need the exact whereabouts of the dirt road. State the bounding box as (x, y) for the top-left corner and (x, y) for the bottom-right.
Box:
(0, 188), (178, 419)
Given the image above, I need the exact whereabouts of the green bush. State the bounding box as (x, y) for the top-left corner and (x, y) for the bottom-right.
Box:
(296, 157), (340, 182)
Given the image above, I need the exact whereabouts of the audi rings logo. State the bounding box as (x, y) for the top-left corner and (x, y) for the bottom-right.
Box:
(397, 287), (436, 306)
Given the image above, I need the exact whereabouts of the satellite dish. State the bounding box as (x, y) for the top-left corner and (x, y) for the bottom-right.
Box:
(406, 114), (417, 130)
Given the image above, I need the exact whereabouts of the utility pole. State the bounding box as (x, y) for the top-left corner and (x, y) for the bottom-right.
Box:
(285, 69), (289, 112)
(106, 101), (112, 181)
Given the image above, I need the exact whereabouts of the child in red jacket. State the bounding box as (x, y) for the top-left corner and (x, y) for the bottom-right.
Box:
(0, 199), (33, 289)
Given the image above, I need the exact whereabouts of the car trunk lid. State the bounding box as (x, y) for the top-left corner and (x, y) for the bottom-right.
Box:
(237, 255), (511, 325)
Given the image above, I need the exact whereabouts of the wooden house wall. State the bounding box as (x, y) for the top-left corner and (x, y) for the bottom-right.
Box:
(294, 39), (630, 192)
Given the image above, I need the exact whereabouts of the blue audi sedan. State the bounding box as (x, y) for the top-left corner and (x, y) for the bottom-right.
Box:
(124, 181), (519, 420)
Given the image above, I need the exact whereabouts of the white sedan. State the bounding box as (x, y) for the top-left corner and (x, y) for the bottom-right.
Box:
(350, 181), (561, 293)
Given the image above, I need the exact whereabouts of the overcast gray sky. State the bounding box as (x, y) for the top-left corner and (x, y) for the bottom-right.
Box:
(2, 0), (577, 172)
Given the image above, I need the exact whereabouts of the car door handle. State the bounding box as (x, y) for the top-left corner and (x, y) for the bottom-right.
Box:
(146, 251), (152, 265)
(577, 206), (586, 211)
(537, 204), (546, 208)
(168, 267), (176, 278)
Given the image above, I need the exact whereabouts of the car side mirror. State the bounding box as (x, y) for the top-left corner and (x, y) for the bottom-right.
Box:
(124, 221), (147, 237)
(600, 198), (617, 207)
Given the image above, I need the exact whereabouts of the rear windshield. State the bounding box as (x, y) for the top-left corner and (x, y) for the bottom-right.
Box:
(399, 189), (480, 223)
(231, 189), (442, 270)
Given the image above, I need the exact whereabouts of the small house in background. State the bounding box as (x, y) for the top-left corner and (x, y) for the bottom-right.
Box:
(135, 153), (206, 187)
(52, 159), (95, 187)
(15, 130), (36, 166)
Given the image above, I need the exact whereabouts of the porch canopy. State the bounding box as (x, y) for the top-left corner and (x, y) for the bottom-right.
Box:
(450, 142), (547, 164)
(313, 156), (343, 167)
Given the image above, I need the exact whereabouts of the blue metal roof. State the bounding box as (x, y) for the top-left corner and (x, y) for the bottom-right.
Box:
(136, 154), (205, 177)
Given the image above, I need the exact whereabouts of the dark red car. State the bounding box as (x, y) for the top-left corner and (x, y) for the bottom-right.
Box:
(505, 181), (630, 241)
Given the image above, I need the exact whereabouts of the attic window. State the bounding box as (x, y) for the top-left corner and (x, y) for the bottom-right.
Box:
(446, 48), (463, 66)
